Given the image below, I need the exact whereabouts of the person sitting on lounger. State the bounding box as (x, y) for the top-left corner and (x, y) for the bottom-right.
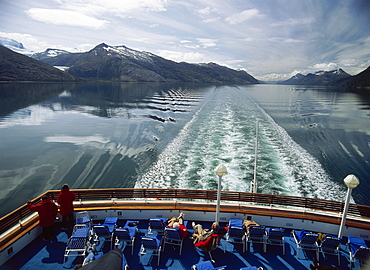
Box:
(192, 222), (228, 252)
(166, 212), (188, 238)
(192, 222), (227, 244)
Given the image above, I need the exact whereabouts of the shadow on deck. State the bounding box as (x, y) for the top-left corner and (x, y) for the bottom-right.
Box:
(1, 220), (358, 270)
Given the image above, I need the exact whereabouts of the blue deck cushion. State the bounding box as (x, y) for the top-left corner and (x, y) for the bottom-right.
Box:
(123, 220), (139, 237)
(104, 217), (119, 224)
(294, 229), (307, 242)
(193, 260), (227, 270)
(194, 260), (214, 270)
(229, 219), (243, 228)
(348, 235), (368, 254)
(240, 267), (258, 270)
(348, 235), (367, 254)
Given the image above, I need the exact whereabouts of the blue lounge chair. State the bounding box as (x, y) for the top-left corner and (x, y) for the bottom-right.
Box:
(148, 218), (167, 235)
(348, 235), (370, 269)
(112, 228), (135, 255)
(317, 235), (341, 265)
(76, 211), (92, 228)
(64, 224), (91, 265)
(246, 226), (265, 252)
(140, 236), (162, 266)
(192, 260), (227, 270)
(292, 229), (319, 260)
(103, 217), (119, 233)
(225, 219), (246, 253)
(163, 227), (184, 255)
(264, 227), (285, 255)
(93, 224), (113, 250)
(112, 220), (138, 255)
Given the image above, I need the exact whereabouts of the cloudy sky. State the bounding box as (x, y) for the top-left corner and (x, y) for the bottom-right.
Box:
(0, 0), (369, 81)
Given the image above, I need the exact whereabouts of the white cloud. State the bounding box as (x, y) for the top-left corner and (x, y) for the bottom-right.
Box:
(268, 37), (305, 43)
(202, 17), (220, 23)
(56, 0), (169, 16)
(127, 37), (151, 43)
(0, 31), (49, 51)
(339, 58), (358, 67)
(270, 17), (314, 27)
(26, 8), (109, 29)
(156, 50), (205, 63)
(312, 62), (339, 71)
(197, 38), (217, 48)
(255, 70), (303, 82)
(196, 7), (217, 15)
(225, 9), (263, 25)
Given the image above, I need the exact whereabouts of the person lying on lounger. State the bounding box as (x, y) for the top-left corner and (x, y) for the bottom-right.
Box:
(166, 212), (188, 238)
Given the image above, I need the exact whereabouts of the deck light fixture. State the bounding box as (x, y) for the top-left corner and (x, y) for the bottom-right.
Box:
(338, 174), (360, 238)
(215, 164), (227, 223)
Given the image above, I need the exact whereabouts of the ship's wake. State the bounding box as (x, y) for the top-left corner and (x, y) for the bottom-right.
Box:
(135, 86), (346, 201)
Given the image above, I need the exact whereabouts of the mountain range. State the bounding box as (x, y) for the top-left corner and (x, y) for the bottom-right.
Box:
(279, 67), (370, 88)
(279, 69), (350, 85)
(31, 43), (259, 84)
(0, 38), (369, 87)
(0, 46), (79, 81)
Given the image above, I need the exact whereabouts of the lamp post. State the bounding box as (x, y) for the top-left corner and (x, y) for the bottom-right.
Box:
(338, 174), (360, 238)
(215, 164), (227, 223)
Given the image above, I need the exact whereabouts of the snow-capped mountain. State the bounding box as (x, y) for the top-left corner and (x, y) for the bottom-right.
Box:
(32, 48), (71, 59)
(0, 46), (79, 81)
(0, 37), (33, 56)
(31, 43), (259, 83)
(280, 68), (351, 85)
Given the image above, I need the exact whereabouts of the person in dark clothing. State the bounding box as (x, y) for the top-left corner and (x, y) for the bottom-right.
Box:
(28, 195), (58, 241)
(57, 184), (76, 230)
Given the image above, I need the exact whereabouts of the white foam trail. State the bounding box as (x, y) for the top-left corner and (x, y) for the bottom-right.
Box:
(136, 86), (347, 201)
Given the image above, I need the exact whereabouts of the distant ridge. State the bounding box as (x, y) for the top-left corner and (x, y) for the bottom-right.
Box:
(279, 69), (351, 85)
(0, 45), (80, 81)
(32, 43), (259, 84)
(331, 66), (370, 88)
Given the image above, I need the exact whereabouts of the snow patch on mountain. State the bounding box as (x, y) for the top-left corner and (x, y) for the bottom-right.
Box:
(102, 44), (155, 63)
(0, 36), (33, 56)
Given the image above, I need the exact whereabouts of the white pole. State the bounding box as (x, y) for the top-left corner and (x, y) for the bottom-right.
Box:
(338, 186), (352, 238)
(214, 164), (227, 223)
(215, 175), (222, 222)
(252, 121), (259, 193)
(338, 174), (360, 238)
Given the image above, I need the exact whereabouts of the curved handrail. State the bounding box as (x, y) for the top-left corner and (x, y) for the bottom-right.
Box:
(1, 188), (370, 235)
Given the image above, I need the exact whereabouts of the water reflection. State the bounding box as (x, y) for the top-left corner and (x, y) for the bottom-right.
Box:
(0, 82), (369, 218)
(0, 82), (210, 216)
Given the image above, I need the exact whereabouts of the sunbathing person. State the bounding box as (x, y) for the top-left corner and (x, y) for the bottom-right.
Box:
(166, 212), (188, 238)
(192, 222), (227, 252)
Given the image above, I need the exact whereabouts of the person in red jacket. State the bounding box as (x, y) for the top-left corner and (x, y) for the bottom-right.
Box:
(57, 184), (76, 230)
(28, 195), (58, 241)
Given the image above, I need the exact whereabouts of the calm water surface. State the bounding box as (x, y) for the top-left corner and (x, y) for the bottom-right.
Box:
(0, 82), (369, 217)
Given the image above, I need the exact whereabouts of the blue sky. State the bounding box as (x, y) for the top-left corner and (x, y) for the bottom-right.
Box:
(0, 0), (369, 81)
